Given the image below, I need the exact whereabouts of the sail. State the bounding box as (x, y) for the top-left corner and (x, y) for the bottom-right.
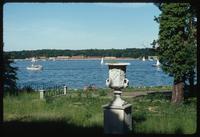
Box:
(101, 58), (104, 64)
(31, 57), (36, 62)
(156, 59), (160, 66)
(142, 57), (145, 61)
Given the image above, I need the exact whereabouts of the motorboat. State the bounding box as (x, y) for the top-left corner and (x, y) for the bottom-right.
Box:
(27, 57), (43, 71)
(27, 64), (43, 70)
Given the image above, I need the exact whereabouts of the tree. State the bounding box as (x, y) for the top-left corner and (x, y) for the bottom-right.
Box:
(3, 53), (18, 95)
(184, 4), (197, 94)
(154, 3), (197, 104)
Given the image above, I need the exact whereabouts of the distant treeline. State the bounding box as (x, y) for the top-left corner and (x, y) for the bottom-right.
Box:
(5, 48), (156, 59)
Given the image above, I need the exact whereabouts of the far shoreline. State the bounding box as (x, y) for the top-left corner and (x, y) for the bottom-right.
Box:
(13, 57), (143, 61)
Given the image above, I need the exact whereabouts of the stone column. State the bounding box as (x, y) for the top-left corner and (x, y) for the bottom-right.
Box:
(64, 85), (67, 95)
(39, 89), (45, 99)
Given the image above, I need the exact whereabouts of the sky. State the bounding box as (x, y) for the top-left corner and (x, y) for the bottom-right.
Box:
(3, 3), (161, 51)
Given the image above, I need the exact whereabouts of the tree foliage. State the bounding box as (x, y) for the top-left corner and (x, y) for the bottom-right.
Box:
(155, 3), (197, 84)
(6, 48), (156, 59)
(3, 53), (18, 94)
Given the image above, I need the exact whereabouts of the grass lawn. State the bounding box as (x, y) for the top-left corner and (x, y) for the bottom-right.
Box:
(3, 87), (197, 135)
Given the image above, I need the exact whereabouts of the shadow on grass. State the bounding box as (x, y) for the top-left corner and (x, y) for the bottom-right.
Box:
(175, 126), (183, 134)
(132, 114), (146, 134)
(132, 115), (146, 124)
(3, 121), (103, 136)
(147, 91), (172, 98)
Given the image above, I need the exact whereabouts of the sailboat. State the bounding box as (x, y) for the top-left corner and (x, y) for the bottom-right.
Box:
(142, 57), (145, 61)
(152, 59), (161, 67)
(101, 57), (104, 65)
(156, 59), (161, 66)
(27, 57), (43, 71)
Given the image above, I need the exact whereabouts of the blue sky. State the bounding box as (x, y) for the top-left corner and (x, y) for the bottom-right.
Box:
(3, 3), (161, 51)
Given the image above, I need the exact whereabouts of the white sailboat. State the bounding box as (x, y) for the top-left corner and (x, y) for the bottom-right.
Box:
(156, 59), (161, 66)
(27, 57), (43, 71)
(152, 59), (161, 67)
(142, 56), (145, 61)
(31, 57), (36, 62)
(101, 57), (104, 65)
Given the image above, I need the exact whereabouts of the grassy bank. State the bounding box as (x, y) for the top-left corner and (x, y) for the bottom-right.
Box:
(124, 85), (172, 92)
(3, 88), (196, 135)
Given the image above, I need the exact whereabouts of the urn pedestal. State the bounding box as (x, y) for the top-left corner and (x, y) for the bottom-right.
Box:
(103, 103), (132, 134)
(103, 63), (132, 134)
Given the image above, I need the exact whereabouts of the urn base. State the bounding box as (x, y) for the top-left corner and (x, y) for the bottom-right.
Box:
(102, 103), (132, 134)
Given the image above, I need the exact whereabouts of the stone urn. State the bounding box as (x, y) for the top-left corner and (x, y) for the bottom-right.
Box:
(105, 63), (130, 107)
(103, 63), (132, 134)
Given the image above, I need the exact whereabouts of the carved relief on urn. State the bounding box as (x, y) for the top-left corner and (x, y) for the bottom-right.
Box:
(105, 63), (130, 90)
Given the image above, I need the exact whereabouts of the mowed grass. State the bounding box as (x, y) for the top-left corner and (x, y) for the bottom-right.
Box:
(129, 93), (197, 134)
(3, 89), (197, 134)
(3, 91), (109, 128)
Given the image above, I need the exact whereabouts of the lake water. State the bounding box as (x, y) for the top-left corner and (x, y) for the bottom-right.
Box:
(13, 59), (173, 89)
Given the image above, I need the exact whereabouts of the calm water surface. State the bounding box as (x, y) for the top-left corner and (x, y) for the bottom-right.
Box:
(13, 60), (173, 89)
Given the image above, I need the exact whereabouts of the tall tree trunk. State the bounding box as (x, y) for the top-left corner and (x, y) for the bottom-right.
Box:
(171, 81), (184, 104)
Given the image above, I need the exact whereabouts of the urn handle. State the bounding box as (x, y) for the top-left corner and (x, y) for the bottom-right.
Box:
(123, 78), (129, 88)
(106, 78), (111, 87)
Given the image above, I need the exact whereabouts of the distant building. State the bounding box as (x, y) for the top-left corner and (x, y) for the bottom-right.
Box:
(56, 56), (70, 60)
(49, 57), (55, 59)
(70, 56), (85, 59)
(39, 56), (47, 59)
(148, 56), (158, 60)
(49, 57), (56, 61)
(104, 56), (116, 60)
(25, 58), (30, 60)
(86, 56), (102, 59)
